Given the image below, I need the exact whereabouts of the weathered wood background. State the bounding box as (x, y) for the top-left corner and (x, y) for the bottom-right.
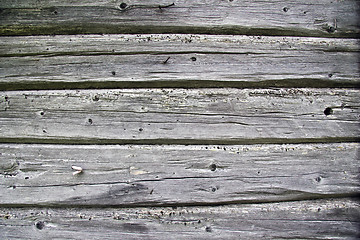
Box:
(0, 0), (359, 239)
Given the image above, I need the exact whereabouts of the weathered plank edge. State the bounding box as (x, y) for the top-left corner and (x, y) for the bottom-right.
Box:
(1, 196), (359, 209)
(1, 24), (359, 38)
(0, 137), (359, 146)
(1, 193), (359, 209)
(1, 79), (359, 91)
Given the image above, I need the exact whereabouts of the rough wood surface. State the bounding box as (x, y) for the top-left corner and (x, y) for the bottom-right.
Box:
(0, 143), (358, 206)
(1, 198), (359, 239)
(0, 0), (359, 37)
(0, 89), (359, 144)
(0, 34), (359, 90)
(1, 1), (359, 239)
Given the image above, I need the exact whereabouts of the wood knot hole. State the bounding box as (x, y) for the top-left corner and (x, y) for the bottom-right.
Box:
(324, 107), (333, 116)
(35, 221), (45, 230)
(326, 26), (336, 33)
(119, 3), (128, 9)
(209, 164), (217, 171)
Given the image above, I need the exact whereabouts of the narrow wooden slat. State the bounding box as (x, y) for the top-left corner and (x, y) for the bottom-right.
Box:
(0, 0), (358, 37)
(0, 35), (359, 89)
(0, 143), (358, 206)
(0, 89), (359, 143)
(0, 198), (359, 239)
(2, 34), (360, 57)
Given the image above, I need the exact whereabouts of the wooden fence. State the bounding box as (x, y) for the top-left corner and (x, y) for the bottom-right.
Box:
(0, 0), (359, 239)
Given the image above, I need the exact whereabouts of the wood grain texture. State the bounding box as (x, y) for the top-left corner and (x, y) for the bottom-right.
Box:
(0, 143), (358, 206)
(0, 1), (359, 239)
(0, 0), (359, 37)
(1, 198), (359, 239)
(0, 34), (359, 90)
(0, 89), (359, 143)
(1, 34), (359, 56)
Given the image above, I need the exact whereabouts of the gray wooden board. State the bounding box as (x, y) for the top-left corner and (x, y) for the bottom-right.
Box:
(0, 89), (359, 143)
(0, 35), (359, 89)
(1, 34), (359, 56)
(0, 143), (358, 206)
(0, 0), (359, 37)
(0, 198), (359, 239)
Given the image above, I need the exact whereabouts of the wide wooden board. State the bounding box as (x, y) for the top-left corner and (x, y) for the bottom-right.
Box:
(0, 89), (359, 144)
(1, 198), (359, 239)
(0, 143), (358, 206)
(0, 0), (359, 37)
(0, 35), (359, 90)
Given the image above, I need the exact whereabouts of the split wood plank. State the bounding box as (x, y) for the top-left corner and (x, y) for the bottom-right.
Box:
(0, 35), (359, 90)
(1, 198), (359, 239)
(0, 143), (358, 206)
(0, 89), (359, 144)
(0, 0), (359, 37)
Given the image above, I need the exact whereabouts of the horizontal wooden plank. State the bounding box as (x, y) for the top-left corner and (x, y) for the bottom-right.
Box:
(1, 34), (360, 56)
(0, 35), (359, 89)
(0, 89), (359, 143)
(0, 198), (359, 239)
(0, 0), (359, 37)
(0, 143), (358, 206)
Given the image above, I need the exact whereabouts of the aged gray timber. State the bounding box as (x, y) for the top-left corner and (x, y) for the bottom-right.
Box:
(0, 35), (359, 90)
(0, 0), (359, 37)
(1, 198), (359, 239)
(0, 89), (359, 144)
(0, 143), (358, 206)
(0, 0), (359, 239)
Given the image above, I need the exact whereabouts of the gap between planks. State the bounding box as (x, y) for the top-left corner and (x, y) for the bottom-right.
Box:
(0, 194), (359, 209)
(0, 80), (359, 91)
(0, 137), (359, 146)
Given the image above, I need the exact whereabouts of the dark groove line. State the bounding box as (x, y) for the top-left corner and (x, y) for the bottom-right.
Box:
(1, 24), (359, 39)
(17, 176), (219, 188)
(0, 137), (358, 146)
(0, 194), (358, 209)
(0, 47), (357, 59)
(0, 79), (359, 91)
